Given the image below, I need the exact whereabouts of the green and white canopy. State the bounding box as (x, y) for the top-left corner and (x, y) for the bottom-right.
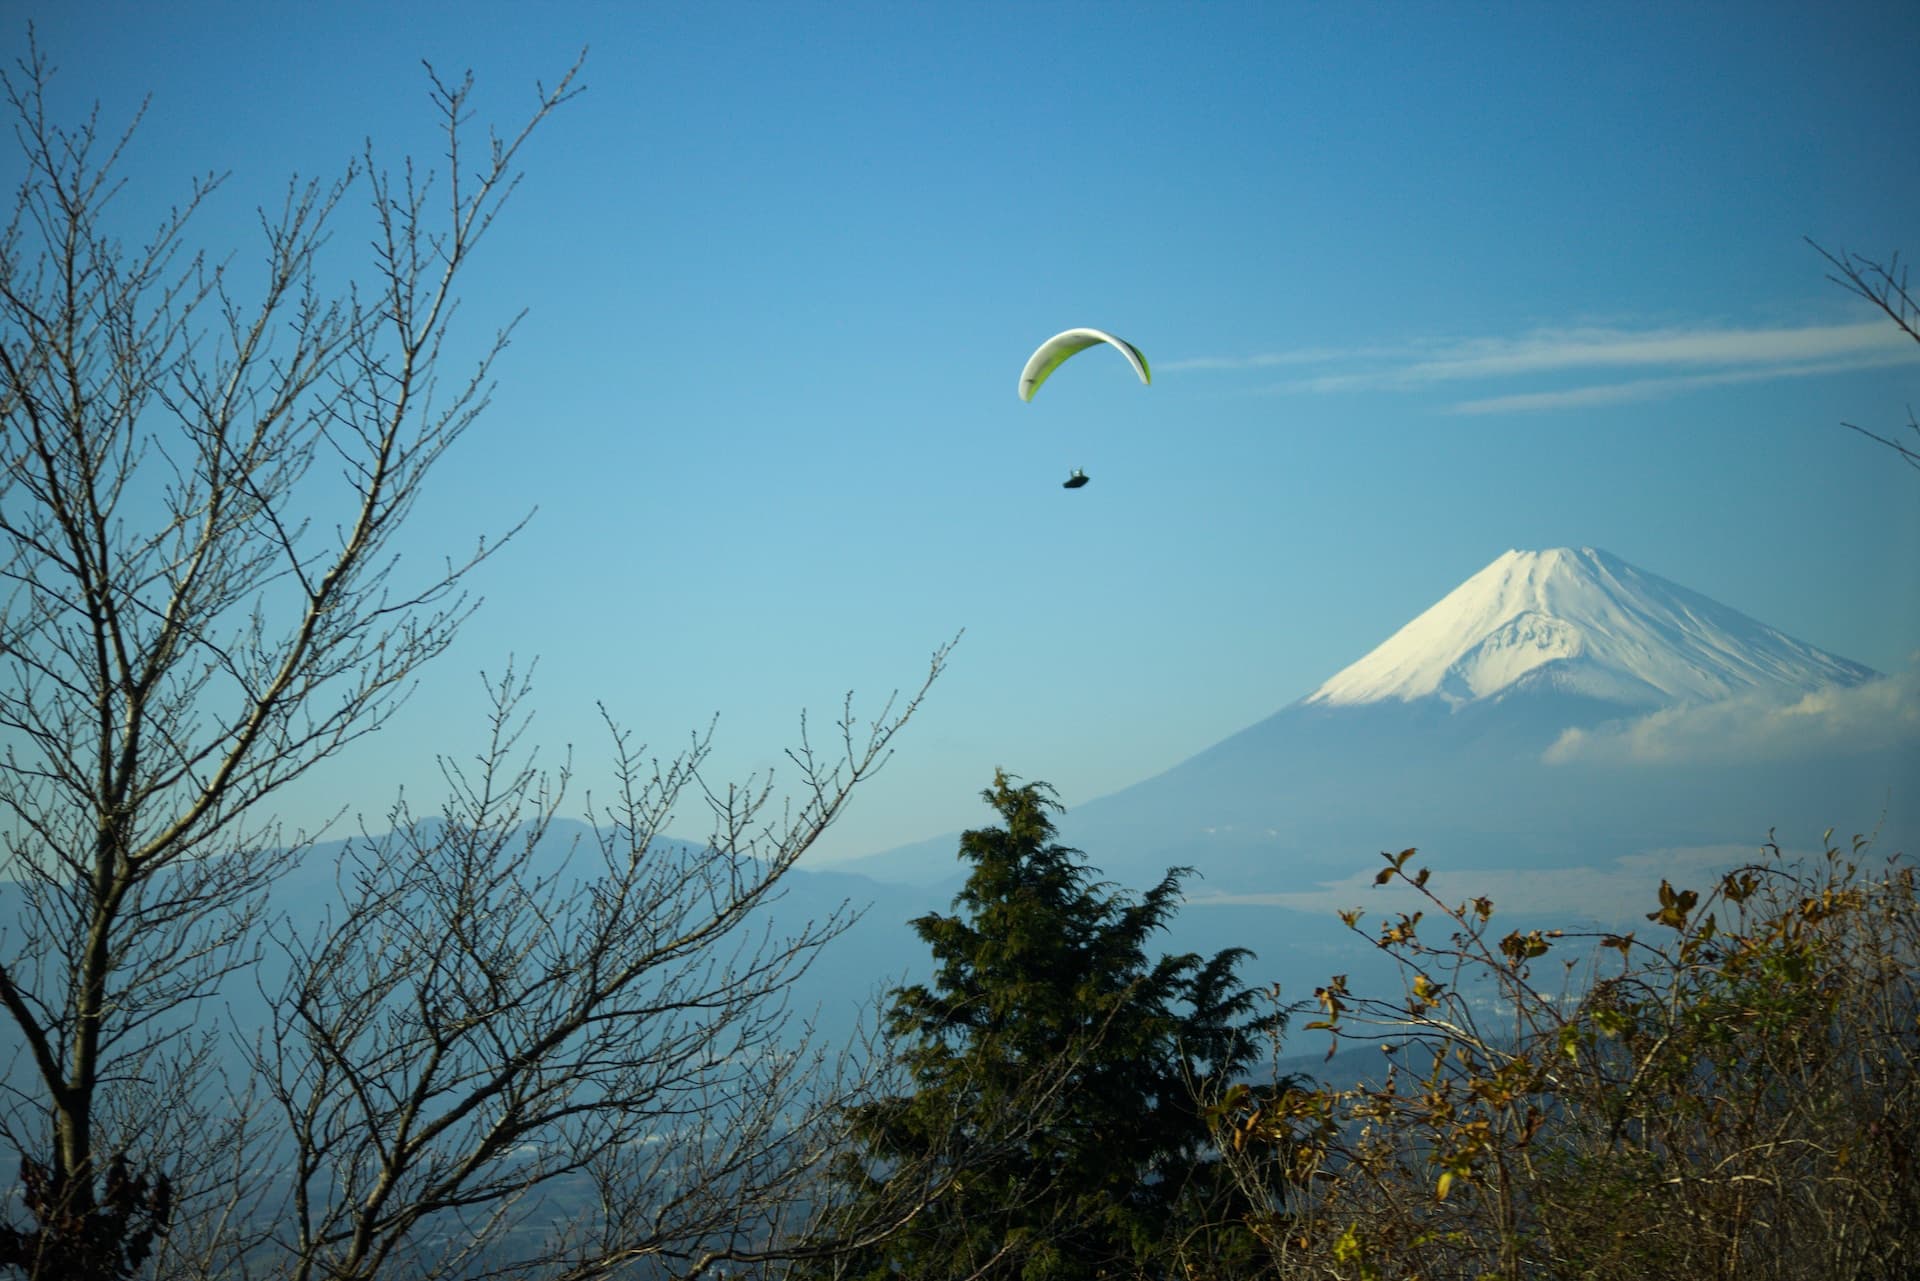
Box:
(1017, 328), (1151, 402)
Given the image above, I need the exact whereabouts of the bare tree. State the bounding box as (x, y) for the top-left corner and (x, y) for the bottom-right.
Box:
(0, 31), (581, 1277)
(1809, 238), (1920, 472)
(242, 651), (952, 1281)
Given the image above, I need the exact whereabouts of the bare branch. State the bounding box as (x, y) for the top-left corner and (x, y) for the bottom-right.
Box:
(1808, 237), (1920, 473)
(0, 36), (582, 1275)
(254, 644), (950, 1280)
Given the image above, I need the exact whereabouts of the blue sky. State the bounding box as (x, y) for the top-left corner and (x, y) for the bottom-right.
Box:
(15, 1), (1920, 861)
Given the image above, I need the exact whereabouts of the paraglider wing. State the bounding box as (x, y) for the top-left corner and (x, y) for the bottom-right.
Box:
(1018, 328), (1151, 402)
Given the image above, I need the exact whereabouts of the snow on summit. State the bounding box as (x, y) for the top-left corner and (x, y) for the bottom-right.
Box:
(1306, 548), (1874, 710)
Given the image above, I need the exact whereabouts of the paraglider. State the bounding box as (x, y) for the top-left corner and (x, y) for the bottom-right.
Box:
(1017, 328), (1151, 402)
(1018, 328), (1149, 491)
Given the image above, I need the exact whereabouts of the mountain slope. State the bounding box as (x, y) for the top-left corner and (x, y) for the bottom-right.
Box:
(1307, 547), (1875, 709)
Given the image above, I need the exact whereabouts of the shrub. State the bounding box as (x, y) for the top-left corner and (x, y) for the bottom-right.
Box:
(1211, 833), (1917, 1281)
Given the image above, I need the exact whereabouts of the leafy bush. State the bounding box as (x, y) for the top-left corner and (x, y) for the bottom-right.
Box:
(1210, 833), (1917, 1281)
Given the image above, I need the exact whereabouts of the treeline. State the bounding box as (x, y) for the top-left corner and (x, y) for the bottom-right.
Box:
(20, 762), (1909, 1281)
(799, 780), (1919, 1281)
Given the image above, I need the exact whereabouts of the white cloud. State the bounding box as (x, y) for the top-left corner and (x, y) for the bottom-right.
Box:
(1382, 321), (1906, 383)
(1449, 354), (1911, 415)
(1543, 665), (1920, 766)
(1186, 843), (1754, 925)
(1158, 343), (1406, 373)
(1171, 318), (1920, 412)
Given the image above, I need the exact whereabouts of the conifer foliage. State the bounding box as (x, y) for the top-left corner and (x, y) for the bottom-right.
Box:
(821, 772), (1283, 1280)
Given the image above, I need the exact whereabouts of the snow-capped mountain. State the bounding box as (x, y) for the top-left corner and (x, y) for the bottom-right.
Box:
(837, 545), (1913, 1035)
(1306, 547), (1875, 710)
(845, 546), (1912, 896)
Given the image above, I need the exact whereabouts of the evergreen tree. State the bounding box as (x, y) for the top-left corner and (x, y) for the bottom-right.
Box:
(821, 772), (1284, 1280)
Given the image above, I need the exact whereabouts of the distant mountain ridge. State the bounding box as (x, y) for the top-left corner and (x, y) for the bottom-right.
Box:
(1306, 547), (1874, 710)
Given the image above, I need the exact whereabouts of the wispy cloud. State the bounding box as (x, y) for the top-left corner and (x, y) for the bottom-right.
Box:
(1543, 665), (1920, 766)
(1187, 844), (1756, 925)
(1362, 321), (1905, 384)
(1450, 354), (1912, 415)
(1172, 319), (1920, 413)
(1159, 343), (1407, 373)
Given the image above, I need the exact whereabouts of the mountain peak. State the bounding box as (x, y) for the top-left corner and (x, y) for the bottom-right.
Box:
(1304, 547), (1873, 710)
